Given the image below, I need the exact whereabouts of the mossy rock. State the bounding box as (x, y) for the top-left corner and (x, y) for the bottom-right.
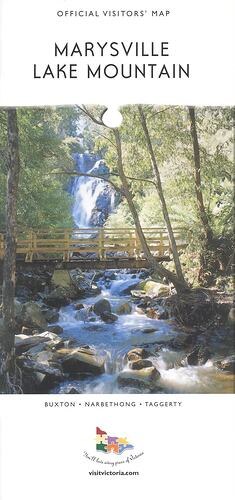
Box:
(137, 280), (169, 298)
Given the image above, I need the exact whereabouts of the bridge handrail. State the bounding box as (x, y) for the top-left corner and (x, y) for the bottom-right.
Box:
(0, 226), (187, 262)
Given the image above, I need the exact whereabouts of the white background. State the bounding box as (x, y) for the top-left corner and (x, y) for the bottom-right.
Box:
(0, 1), (234, 498)
(0, 0), (235, 106)
(0, 394), (235, 500)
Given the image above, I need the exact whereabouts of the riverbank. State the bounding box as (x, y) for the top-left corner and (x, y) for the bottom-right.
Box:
(1, 265), (234, 394)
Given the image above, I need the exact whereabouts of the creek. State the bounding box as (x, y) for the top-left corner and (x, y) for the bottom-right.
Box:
(55, 271), (234, 394)
(53, 153), (234, 394)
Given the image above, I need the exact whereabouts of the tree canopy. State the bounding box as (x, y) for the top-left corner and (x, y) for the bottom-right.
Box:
(0, 106), (79, 230)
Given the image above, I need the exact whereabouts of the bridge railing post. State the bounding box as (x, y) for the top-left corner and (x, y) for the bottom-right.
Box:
(98, 228), (105, 260)
(33, 231), (37, 259)
(25, 230), (34, 262)
(63, 230), (70, 262)
(134, 229), (140, 259)
(159, 231), (164, 256)
(127, 231), (133, 257)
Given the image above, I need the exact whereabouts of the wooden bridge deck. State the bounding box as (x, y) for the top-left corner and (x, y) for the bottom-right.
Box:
(0, 227), (187, 268)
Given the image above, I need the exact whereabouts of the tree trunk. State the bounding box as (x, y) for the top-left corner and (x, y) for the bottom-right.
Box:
(78, 105), (189, 293)
(188, 107), (213, 243)
(138, 105), (187, 285)
(113, 129), (189, 293)
(0, 109), (21, 394)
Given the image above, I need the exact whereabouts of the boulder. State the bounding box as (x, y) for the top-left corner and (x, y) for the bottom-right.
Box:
(20, 301), (47, 330)
(17, 332), (68, 392)
(141, 327), (159, 334)
(130, 359), (153, 370)
(100, 312), (118, 323)
(186, 346), (211, 366)
(15, 285), (32, 301)
(15, 335), (50, 355)
(74, 303), (85, 311)
(52, 270), (73, 288)
(44, 308), (60, 323)
(24, 342), (55, 358)
(169, 333), (194, 350)
(146, 308), (159, 319)
(58, 384), (81, 394)
(21, 370), (47, 393)
(16, 270), (51, 293)
(31, 338), (65, 356)
(29, 348), (56, 365)
(116, 280), (140, 296)
(137, 280), (169, 298)
(67, 387), (80, 394)
(59, 347), (105, 375)
(37, 331), (62, 342)
(14, 299), (23, 317)
(44, 287), (72, 307)
(114, 302), (132, 315)
(214, 355), (235, 374)
(48, 325), (64, 335)
(126, 348), (151, 361)
(117, 366), (160, 389)
(53, 347), (74, 357)
(15, 331), (61, 355)
(69, 270), (100, 296)
(46, 269), (100, 306)
(18, 357), (63, 379)
(93, 298), (111, 316)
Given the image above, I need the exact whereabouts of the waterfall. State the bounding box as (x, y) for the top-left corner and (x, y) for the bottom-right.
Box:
(72, 176), (105, 227)
(71, 152), (118, 227)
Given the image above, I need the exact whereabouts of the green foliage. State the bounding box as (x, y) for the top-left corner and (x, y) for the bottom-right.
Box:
(0, 107), (77, 229)
(105, 202), (134, 228)
(103, 105), (233, 243)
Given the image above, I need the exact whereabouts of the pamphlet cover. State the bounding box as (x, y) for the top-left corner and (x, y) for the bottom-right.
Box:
(0, 1), (234, 499)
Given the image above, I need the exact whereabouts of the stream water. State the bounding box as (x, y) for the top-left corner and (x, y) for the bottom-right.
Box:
(56, 272), (234, 394)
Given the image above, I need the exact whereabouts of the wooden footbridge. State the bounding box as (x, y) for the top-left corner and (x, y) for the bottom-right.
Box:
(0, 227), (187, 270)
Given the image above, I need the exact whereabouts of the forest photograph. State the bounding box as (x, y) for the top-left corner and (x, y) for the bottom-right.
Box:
(0, 105), (234, 394)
